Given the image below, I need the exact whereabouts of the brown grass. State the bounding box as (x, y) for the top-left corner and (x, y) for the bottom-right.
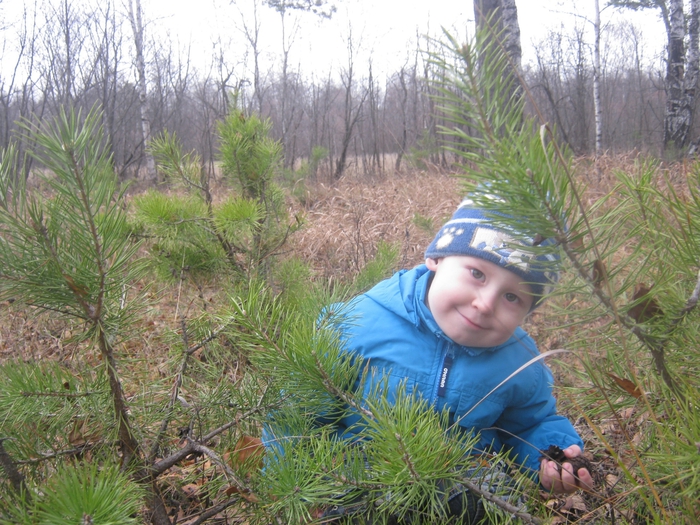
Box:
(288, 171), (462, 279)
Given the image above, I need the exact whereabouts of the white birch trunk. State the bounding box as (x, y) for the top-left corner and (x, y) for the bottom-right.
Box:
(127, 0), (156, 183)
(500, 0), (522, 72)
(593, 0), (603, 157)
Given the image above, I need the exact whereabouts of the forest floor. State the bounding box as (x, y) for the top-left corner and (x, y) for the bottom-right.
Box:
(1, 154), (694, 523)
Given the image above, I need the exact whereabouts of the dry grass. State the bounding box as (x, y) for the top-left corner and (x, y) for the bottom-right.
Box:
(288, 171), (462, 278)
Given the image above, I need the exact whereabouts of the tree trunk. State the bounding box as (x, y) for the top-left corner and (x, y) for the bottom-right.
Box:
(593, 0), (603, 158)
(473, 0), (523, 131)
(685, 0), (700, 147)
(473, 0), (522, 71)
(661, 0), (700, 151)
(664, 0), (687, 148)
(127, 0), (156, 183)
(610, 0), (699, 152)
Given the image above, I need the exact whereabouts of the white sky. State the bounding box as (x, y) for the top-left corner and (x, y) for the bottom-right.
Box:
(0, 0), (667, 81)
(143, 0), (667, 79)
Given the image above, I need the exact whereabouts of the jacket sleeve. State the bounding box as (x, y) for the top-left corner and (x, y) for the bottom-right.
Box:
(496, 362), (584, 475)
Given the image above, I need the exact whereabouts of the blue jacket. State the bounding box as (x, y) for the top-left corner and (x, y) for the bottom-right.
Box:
(330, 264), (583, 475)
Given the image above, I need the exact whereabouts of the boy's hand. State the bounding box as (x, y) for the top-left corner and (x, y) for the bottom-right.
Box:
(539, 445), (594, 493)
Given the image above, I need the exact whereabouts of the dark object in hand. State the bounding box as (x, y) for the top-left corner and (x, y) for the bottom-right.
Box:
(539, 445), (592, 477)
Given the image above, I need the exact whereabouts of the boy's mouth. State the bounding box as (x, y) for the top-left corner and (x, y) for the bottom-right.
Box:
(460, 312), (485, 330)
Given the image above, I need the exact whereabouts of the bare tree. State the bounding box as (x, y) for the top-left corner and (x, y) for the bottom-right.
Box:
(237, 0), (266, 114)
(333, 24), (367, 180)
(392, 66), (410, 172)
(91, 0), (122, 162)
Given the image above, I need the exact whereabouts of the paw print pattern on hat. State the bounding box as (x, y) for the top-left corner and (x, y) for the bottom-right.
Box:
(471, 227), (531, 270)
(435, 227), (465, 250)
(424, 196), (562, 311)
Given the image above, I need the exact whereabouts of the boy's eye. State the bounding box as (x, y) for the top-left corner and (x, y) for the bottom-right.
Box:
(504, 292), (519, 303)
(470, 268), (484, 280)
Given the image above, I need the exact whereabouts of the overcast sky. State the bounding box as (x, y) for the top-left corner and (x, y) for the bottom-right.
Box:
(140, 0), (666, 76)
(0, 0), (667, 81)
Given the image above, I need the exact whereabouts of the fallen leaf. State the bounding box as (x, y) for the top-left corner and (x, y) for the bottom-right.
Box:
(605, 474), (619, 489)
(228, 435), (264, 470)
(619, 407), (636, 419)
(564, 494), (588, 512)
(68, 418), (100, 446)
(181, 483), (200, 499)
(224, 485), (260, 502)
(608, 373), (643, 398)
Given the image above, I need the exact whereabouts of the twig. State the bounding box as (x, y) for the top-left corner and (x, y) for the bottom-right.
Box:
(187, 441), (255, 501)
(147, 317), (192, 463)
(148, 320), (232, 463)
(150, 399), (273, 477)
(672, 268), (700, 320)
(459, 475), (542, 525)
(394, 432), (420, 480)
(181, 497), (241, 525)
(17, 441), (107, 465)
(20, 390), (98, 398)
(174, 251), (187, 323)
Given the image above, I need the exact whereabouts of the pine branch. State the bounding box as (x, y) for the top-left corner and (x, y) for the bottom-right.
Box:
(150, 400), (273, 478)
(19, 390), (98, 398)
(393, 432), (420, 480)
(314, 351), (374, 420)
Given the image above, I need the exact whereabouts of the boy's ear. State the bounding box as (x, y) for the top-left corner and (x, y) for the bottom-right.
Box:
(425, 257), (439, 271)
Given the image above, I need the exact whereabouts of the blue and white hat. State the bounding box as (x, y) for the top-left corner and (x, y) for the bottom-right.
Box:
(424, 198), (560, 309)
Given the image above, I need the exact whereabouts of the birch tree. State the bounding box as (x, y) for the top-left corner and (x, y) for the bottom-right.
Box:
(126, 0), (156, 183)
(609, 0), (700, 151)
(473, 0), (522, 71)
(473, 0), (523, 132)
(594, 0), (603, 158)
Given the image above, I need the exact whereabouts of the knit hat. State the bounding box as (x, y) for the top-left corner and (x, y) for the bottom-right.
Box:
(424, 197), (560, 309)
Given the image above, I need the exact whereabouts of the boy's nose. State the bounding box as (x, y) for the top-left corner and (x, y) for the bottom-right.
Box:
(473, 290), (496, 314)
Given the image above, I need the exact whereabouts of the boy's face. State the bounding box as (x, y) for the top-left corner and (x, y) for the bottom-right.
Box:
(425, 255), (534, 348)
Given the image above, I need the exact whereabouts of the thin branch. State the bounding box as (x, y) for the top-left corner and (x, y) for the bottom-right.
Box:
(20, 390), (99, 398)
(673, 268), (700, 319)
(17, 441), (107, 465)
(459, 475), (542, 525)
(147, 317), (192, 463)
(182, 497), (241, 525)
(394, 432), (420, 480)
(150, 398), (274, 477)
(187, 441), (256, 501)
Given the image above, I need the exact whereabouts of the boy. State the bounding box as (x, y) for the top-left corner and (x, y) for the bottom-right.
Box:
(267, 198), (593, 521)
